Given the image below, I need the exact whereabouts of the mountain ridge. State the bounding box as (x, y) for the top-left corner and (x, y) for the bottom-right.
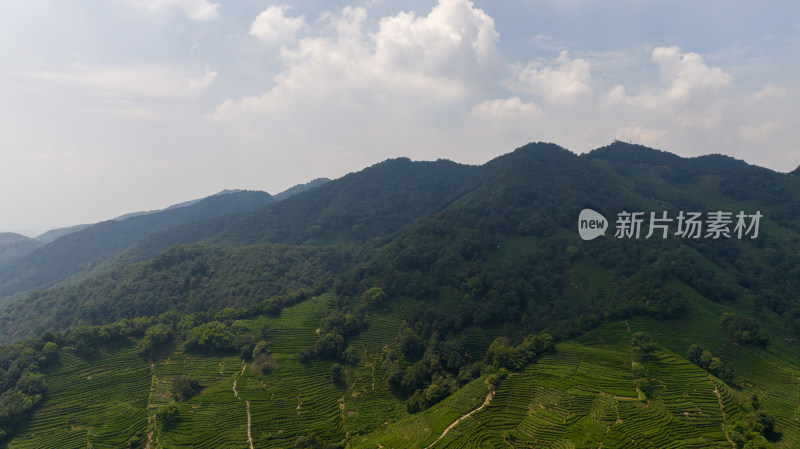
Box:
(0, 141), (799, 448)
(0, 190), (275, 303)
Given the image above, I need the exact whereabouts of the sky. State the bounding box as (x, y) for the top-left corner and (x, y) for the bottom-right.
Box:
(1, 0), (799, 235)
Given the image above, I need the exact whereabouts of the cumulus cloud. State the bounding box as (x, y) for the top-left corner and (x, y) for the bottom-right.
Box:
(205, 4), (797, 174)
(739, 122), (779, 141)
(211, 0), (500, 120)
(509, 51), (592, 104)
(469, 97), (541, 119)
(652, 46), (733, 100)
(610, 46), (733, 108)
(250, 5), (308, 46)
(754, 83), (787, 100)
(31, 64), (217, 99)
(188, 68), (218, 91)
(614, 123), (668, 146)
(127, 0), (219, 21)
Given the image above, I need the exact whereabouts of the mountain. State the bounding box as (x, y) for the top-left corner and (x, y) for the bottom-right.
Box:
(62, 162), (474, 278)
(0, 190), (275, 304)
(0, 233), (32, 245)
(0, 233), (44, 265)
(273, 178), (331, 201)
(212, 157), (483, 247)
(111, 189), (248, 221)
(0, 142), (799, 448)
(34, 224), (91, 244)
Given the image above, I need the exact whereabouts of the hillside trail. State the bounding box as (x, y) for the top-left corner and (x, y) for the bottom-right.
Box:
(710, 376), (735, 448)
(360, 334), (375, 390)
(423, 387), (495, 449)
(145, 359), (158, 449)
(233, 364), (254, 449)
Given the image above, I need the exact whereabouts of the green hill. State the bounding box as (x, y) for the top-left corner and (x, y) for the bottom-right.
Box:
(1, 141), (799, 448)
(34, 224), (91, 244)
(0, 190), (275, 304)
(0, 233), (43, 266)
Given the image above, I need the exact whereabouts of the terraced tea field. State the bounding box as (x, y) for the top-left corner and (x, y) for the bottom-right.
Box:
(408, 343), (735, 448)
(7, 290), (800, 448)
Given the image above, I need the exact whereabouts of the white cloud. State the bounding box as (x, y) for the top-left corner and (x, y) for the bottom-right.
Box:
(205, 5), (797, 177)
(739, 122), (779, 141)
(77, 106), (162, 120)
(127, 0), (219, 21)
(212, 0), (501, 121)
(188, 68), (218, 91)
(509, 51), (592, 104)
(614, 123), (668, 146)
(610, 46), (733, 108)
(470, 97), (541, 118)
(754, 83), (786, 100)
(374, 0), (499, 70)
(652, 46), (733, 101)
(250, 5), (308, 46)
(31, 149), (103, 177)
(31, 64), (217, 99)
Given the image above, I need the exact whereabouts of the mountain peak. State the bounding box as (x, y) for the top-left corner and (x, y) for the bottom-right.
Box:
(584, 141), (680, 165)
(0, 232), (34, 245)
(274, 178), (331, 201)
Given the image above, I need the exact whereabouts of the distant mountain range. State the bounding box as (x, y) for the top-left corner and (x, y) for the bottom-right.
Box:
(0, 142), (798, 448)
(0, 179), (330, 304)
(34, 224), (92, 244)
(0, 233), (44, 265)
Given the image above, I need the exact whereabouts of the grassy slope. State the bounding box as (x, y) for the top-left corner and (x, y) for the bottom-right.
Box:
(8, 232), (799, 448)
(355, 294), (800, 448)
(8, 281), (800, 448)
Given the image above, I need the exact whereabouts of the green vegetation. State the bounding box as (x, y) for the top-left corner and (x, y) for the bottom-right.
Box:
(0, 141), (798, 447)
(0, 190), (275, 303)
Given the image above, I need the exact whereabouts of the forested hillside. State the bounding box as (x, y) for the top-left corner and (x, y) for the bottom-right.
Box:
(0, 141), (799, 448)
(0, 190), (275, 304)
(0, 234), (43, 265)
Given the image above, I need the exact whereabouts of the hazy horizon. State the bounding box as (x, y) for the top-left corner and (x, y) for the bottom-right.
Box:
(2, 0), (798, 234)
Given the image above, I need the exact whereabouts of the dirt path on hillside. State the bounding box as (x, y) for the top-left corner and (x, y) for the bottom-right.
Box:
(423, 388), (495, 449)
(233, 364), (254, 449)
(145, 360), (158, 449)
(245, 400), (254, 449)
(710, 376), (735, 448)
(233, 364), (245, 397)
(360, 334), (375, 390)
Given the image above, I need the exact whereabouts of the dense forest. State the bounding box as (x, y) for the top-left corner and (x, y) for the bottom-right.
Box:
(0, 190), (275, 304)
(0, 141), (799, 448)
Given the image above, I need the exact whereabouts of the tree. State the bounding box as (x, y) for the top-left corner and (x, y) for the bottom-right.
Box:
(252, 353), (278, 373)
(686, 344), (703, 364)
(342, 345), (360, 365)
(14, 372), (47, 396)
(485, 337), (521, 370)
(398, 327), (424, 359)
(631, 332), (656, 362)
(362, 287), (387, 307)
(330, 363), (346, 387)
(720, 313), (768, 346)
(156, 404), (179, 428)
(294, 433), (323, 449)
(172, 375), (202, 401)
(136, 324), (172, 357)
(41, 342), (59, 366)
(184, 321), (237, 353)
